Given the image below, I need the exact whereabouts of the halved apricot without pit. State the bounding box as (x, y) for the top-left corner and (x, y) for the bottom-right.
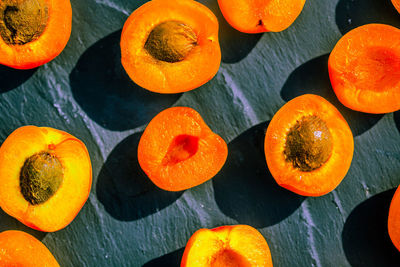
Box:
(0, 126), (92, 232)
(181, 225), (273, 267)
(0, 0), (72, 69)
(138, 107), (227, 191)
(389, 185), (400, 251)
(328, 24), (400, 114)
(217, 0), (306, 33)
(0, 230), (59, 266)
(121, 0), (221, 94)
(265, 94), (353, 197)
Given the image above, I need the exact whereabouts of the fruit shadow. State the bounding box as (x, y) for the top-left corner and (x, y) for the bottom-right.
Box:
(202, 0), (263, 63)
(0, 65), (37, 93)
(280, 54), (383, 137)
(142, 248), (184, 267)
(96, 132), (183, 221)
(394, 112), (400, 134)
(0, 208), (47, 240)
(69, 30), (181, 131)
(336, 0), (400, 35)
(213, 122), (305, 228)
(342, 188), (400, 266)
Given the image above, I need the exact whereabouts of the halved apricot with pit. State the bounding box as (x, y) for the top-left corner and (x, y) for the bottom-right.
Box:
(328, 24), (400, 114)
(265, 94), (353, 196)
(120, 0), (221, 94)
(0, 230), (59, 266)
(393, 0), (400, 14)
(0, 0), (72, 69)
(389, 185), (400, 251)
(138, 107), (227, 191)
(217, 0), (306, 33)
(0, 126), (92, 232)
(181, 225), (273, 267)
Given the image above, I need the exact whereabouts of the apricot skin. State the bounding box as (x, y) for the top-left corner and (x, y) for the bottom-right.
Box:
(0, 126), (92, 232)
(389, 185), (400, 251)
(181, 225), (273, 267)
(0, 230), (59, 266)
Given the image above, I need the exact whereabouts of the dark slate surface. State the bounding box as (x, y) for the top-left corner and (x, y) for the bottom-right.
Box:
(0, 0), (400, 266)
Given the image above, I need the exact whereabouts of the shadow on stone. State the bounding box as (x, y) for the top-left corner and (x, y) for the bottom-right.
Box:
(96, 132), (183, 221)
(142, 248), (184, 267)
(0, 65), (37, 93)
(280, 54), (383, 137)
(70, 30), (181, 131)
(342, 189), (400, 267)
(213, 122), (305, 228)
(0, 209), (46, 240)
(394, 112), (400, 135)
(336, 0), (400, 35)
(203, 0), (263, 63)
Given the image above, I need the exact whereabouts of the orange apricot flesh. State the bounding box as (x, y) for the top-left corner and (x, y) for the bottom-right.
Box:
(265, 94), (354, 196)
(181, 225), (273, 267)
(389, 185), (400, 251)
(217, 0), (306, 33)
(0, 126), (92, 232)
(138, 107), (228, 191)
(328, 24), (400, 113)
(121, 0), (221, 93)
(0, 230), (59, 266)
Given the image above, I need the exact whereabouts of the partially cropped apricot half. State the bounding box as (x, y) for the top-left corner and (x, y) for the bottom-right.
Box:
(265, 94), (353, 196)
(393, 0), (400, 14)
(121, 0), (221, 94)
(217, 0), (306, 33)
(0, 126), (92, 232)
(138, 107), (227, 191)
(389, 185), (400, 251)
(329, 24), (400, 114)
(0, 230), (59, 266)
(0, 0), (72, 69)
(181, 225), (273, 267)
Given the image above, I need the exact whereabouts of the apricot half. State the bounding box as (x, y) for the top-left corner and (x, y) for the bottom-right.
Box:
(264, 94), (353, 197)
(181, 225), (273, 267)
(217, 0), (306, 33)
(328, 24), (400, 114)
(120, 0), (221, 94)
(0, 126), (92, 232)
(0, 0), (72, 69)
(389, 185), (400, 251)
(0, 230), (59, 266)
(138, 107), (227, 191)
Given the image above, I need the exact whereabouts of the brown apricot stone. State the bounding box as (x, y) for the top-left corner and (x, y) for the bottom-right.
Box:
(0, 0), (49, 45)
(284, 115), (333, 172)
(20, 152), (64, 205)
(145, 20), (197, 63)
